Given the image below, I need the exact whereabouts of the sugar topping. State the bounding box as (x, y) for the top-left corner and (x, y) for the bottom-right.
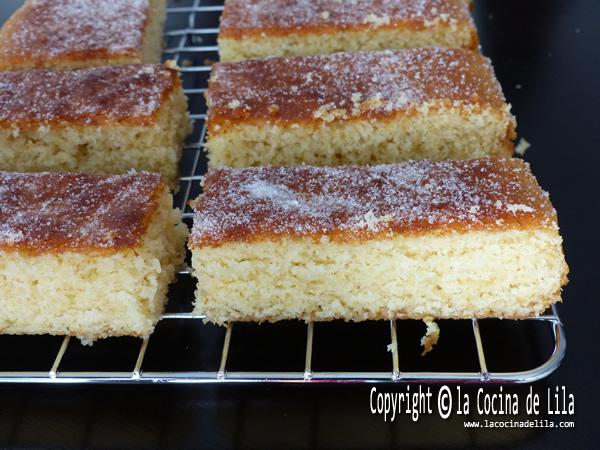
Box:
(0, 172), (163, 253)
(0, 0), (149, 61)
(0, 65), (176, 128)
(208, 48), (507, 127)
(220, 0), (472, 36)
(191, 159), (557, 246)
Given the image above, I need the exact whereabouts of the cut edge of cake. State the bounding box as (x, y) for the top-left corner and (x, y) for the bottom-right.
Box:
(219, 24), (479, 62)
(191, 229), (567, 325)
(207, 102), (516, 167)
(141, 0), (168, 64)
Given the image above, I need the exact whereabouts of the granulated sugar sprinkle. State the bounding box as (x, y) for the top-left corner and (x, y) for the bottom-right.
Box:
(0, 65), (174, 126)
(208, 48), (506, 124)
(221, 0), (472, 34)
(1, 0), (149, 58)
(191, 159), (556, 245)
(0, 171), (162, 252)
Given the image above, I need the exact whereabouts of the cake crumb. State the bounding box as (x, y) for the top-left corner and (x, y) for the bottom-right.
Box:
(78, 337), (95, 346)
(351, 92), (363, 104)
(360, 95), (385, 112)
(358, 210), (393, 231)
(164, 60), (179, 70)
(313, 103), (348, 122)
(515, 138), (531, 155)
(421, 320), (440, 355)
(138, 65), (155, 75)
(506, 203), (535, 213)
(364, 13), (391, 27)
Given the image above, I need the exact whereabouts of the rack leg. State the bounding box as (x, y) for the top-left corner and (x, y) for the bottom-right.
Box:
(389, 320), (400, 381)
(218, 323), (233, 380)
(471, 319), (489, 382)
(49, 336), (71, 379)
(132, 337), (150, 379)
(304, 322), (314, 381)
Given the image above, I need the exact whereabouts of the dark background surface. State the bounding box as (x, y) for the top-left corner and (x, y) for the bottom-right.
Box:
(0, 0), (599, 449)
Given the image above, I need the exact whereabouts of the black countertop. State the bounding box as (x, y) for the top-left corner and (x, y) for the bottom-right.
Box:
(0, 1), (598, 449)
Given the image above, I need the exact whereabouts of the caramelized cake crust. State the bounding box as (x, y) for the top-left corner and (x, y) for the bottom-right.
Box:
(0, 0), (163, 70)
(191, 158), (556, 247)
(221, 0), (475, 38)
(0, 64), (178, 130)
(208, 48), (507, 132)
(0, 172), (163, 254)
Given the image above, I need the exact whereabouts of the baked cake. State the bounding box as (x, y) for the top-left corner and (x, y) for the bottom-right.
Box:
(206, 48), (516, 168)
(0, 171), (187, 341)
(219, 0), (479, 62)
(189, 159), (568, 324)
(0, 0), (166, 70)
(0, 63), (191, 190)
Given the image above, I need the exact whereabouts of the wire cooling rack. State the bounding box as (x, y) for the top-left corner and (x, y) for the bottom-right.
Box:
(0, 0), (566, 384)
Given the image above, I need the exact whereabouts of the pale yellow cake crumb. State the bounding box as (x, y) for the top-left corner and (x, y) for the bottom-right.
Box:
(420, 320), (440, 355)
(515, 137), (531, 156)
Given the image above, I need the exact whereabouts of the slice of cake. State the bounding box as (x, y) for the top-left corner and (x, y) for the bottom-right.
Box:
(206, 48), (516, 168)
(0, 171), (187, 341)
(0, 0), (166, 70)
(219, 0), (478, 62)
(0, 63), (191, 190)
(189, 159), (568, 324)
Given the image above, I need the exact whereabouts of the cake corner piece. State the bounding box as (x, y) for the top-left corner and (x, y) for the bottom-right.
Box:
(0, 171), (188, 341)
(0, 0), (167, 71)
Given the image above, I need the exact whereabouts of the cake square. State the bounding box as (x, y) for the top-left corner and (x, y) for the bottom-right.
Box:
(206, 48), (516, 168)
(0, 171), (187, 341)
(189, 159), (568, 324)
(0, 0), (166, 70)
(0, 63), (191, 190)
(219, 0), (478, 62)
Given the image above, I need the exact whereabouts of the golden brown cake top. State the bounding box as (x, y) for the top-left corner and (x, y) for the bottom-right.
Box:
(191, 158), (558, 247)
(0, 0), (150, 68)
(0, 171), (164, 255)
(0, 64), (179, 129)
(207, 48), (507, 131)
(220, 0), (475, 38)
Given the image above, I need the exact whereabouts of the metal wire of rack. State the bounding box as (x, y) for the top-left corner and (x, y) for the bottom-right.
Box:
(0, 0), (566, 384)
